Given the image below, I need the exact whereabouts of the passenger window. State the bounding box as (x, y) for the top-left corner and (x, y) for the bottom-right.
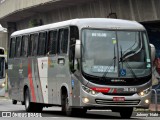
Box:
(48, 30), (57, 54)
(28, 35), (32, 56)
(38, 32), (46, 55)
(30, 34), (38, 56)
(58, 29), (69, 54)
(10, 38), (16, 58)
(15, 36), (21, 57)
(21, 35), (28, 57)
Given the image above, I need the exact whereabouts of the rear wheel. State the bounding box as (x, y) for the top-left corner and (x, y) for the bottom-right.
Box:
(119, 107), (133, 119)
(24, 88), (33, 112)
(12, 100), (17, 105)
(24, 88), (43, 112)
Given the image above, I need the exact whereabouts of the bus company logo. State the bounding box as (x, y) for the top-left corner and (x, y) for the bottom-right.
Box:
(111, 79), (126, 83)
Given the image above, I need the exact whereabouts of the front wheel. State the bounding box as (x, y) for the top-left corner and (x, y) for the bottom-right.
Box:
(119, 107), (133, 119)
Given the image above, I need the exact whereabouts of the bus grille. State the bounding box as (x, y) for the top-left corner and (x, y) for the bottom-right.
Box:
(95, 99), (140, 105)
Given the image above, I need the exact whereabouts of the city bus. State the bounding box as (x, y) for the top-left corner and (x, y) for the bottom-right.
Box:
(8, 18), (155, 118)
(0, 47), (7, 96)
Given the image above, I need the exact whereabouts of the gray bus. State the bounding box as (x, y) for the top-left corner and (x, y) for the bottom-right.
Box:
(8, 18), (154, 118)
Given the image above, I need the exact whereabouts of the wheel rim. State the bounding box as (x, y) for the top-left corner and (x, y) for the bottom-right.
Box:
(65, 97), (69, 111)
(25, 92), (29, 109)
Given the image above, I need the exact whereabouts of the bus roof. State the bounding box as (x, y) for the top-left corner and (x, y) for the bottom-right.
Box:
(11, 18), (145, 37)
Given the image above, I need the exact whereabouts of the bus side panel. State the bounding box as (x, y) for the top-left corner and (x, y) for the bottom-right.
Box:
(71, 74), (81, 106)
(8, 59), (19, 101)
(48, 56), (58, 104)
(33, 58), (44, 103)
(37, 57), (49, 104)
(56, 56), (72, 105)
(19, 58), (29, 102)
(26, 58), (40, 103)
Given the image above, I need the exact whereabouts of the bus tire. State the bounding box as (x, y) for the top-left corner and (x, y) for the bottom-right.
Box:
(24, 88), (34, 112)
(62, 94), (74, 116)
(21, 101), (25, 105)
(119, 107), (133, 119)
(12, 100), (17, 105)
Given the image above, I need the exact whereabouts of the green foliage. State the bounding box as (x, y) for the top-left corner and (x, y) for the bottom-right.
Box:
(29, 19), (38, 27)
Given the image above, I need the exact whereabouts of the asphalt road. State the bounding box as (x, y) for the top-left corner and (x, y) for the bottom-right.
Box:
(0, 98), (159, 120)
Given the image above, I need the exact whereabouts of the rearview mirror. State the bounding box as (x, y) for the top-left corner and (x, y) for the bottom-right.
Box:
(75, 40), (81, 59)
(150, 44), (155, 62)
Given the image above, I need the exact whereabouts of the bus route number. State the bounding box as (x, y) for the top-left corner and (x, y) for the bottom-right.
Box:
(123, 88), (137, 92)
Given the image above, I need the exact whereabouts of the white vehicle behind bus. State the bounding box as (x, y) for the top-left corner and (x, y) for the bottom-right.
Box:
(0, 47), (7, 96)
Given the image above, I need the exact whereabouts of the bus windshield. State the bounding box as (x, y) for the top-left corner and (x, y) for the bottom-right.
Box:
(82, 29), (151, 78)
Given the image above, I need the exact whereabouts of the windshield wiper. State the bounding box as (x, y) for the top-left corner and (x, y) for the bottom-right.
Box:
(120, 45), (138, 79)
(101, 44), (116, 80)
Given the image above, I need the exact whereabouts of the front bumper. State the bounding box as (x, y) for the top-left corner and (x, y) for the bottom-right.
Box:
(80, 88), (151, 109)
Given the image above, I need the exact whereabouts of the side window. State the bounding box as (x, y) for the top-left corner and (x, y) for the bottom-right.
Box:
(69, 26), (79, 72)
(15, 36), (21, 57)
(21, 35), (28, 57)
(48, 30), (57, 54)
(10, 38), (16, 58)
(38, 32), (46, 55)
(33, 34), (39, 56)
(30, 33), (38, 56)
(28, 35), (32, 56)
(58, 28), (69, 54)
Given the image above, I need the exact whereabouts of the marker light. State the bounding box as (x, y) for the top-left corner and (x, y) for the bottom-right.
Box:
(82, 85), (99, 95)
(145, 99), (149, 104)
(91, 91), (96, 95)
(82, 98), (89, 103)
(138, 87), (151, 96)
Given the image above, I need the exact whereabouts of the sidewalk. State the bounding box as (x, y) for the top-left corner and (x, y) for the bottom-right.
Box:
(149, 104), (160, 111)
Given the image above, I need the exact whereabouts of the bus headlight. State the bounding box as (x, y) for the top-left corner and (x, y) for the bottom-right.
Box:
(82, 85), (99, 95)
(1, 83), (5, 87)
(138, 87), (151, 96)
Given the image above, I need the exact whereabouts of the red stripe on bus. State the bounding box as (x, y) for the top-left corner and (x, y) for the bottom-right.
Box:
(91, 87), (111, 93)
(28, 63), (36, 102)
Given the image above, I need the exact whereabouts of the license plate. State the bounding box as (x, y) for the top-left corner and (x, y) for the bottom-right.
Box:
(113, 97), (125, 102)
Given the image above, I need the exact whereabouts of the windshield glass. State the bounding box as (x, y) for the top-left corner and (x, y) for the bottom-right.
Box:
(82, 29), (151, 78)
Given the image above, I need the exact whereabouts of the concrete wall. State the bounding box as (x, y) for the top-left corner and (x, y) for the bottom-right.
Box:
(0, 0), (52, 19)
(0, 32), (7, 51)
(15, 0), (160, 30)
